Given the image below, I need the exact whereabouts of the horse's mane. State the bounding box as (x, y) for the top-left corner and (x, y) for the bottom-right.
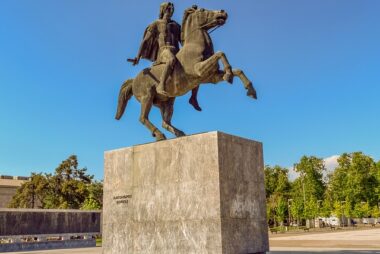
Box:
(181, 7), (197, 45)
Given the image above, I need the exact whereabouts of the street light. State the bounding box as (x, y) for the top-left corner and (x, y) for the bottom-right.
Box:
(288, 199), (293, 226)
(341, 201), (346, 227)
(317, 200), (323, 211)
(316, 200), (322, 228)
(293, 163), (306, 226)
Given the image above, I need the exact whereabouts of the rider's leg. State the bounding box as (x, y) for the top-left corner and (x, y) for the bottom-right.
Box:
(189, 86), (202, 111)
(157, 52), (175, 95)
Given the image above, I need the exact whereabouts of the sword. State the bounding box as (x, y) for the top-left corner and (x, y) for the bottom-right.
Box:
(127, 57), (139, 65)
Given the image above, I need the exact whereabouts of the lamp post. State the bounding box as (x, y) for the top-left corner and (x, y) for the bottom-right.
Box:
(288, 199), (293, 227)
(317, 200), (322, 227)
(341, 201), (346, 227)
(293, 163), (306, 226)
(361, 201), (367, 224)
(317, 200), (322, 213)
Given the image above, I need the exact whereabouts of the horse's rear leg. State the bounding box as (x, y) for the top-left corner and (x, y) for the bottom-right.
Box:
(160, 99), (185, 138)
(139, 93), (166, 141)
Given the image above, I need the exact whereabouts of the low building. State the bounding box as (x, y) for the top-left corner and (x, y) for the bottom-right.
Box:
(0, 175), (29, 208)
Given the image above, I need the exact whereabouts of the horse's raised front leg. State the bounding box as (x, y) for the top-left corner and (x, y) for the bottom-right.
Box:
(208, 70), (257, 100)
(194, 51), (233, 83)
(160, 99), (185, 138)
(139, 92), (166, 141)
(232, 69), (257, 99)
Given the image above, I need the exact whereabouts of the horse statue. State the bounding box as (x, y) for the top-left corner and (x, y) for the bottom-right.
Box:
(115, 6), (257, 141)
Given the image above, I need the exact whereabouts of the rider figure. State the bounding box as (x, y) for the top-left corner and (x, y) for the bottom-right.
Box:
(132, 2), (202, 111)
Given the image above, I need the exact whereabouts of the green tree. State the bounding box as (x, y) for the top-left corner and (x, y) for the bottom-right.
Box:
(353, 202), (371, 218)
(371, 205), (380, 218)
(319, 199), (332, 217)
(275, 197), (287, 226)
(8, 155), (103, 210)
(264, 165), (291, 226)
(327, 152), (379, 217)
(81, 180), (103, 210)
(332, 201), (343, 219)
(292, 156), (326, 220)
(43, 155), (93, 209)
(8, 173), (48, 208)
(289, 197), (304, 225)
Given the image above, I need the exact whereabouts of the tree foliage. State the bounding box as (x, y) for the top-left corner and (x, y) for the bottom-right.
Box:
(265, 165), (291, 226)
(327, 152), (379, 218)
(265, 152), (380, 226)
(8, 155), (103, 210)
(292, 156), (326, 219)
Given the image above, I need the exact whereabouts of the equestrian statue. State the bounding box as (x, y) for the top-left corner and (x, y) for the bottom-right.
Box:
(115, 3), (257, 141)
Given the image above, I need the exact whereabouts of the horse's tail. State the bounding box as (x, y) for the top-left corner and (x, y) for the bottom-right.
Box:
(115, 79), (134, 120)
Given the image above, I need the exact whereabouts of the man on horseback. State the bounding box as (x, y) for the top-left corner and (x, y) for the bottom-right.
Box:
(131, 2), (202, 111)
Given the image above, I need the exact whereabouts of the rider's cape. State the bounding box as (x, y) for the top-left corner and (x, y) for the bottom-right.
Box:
(139, 20), (181, 62)
(139, 23), (159, 62)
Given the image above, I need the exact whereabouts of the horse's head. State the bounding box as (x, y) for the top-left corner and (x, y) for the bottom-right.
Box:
(181, 5), (228, 44)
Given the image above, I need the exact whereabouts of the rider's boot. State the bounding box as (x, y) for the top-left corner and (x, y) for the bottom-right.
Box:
(189, 87), (202, 111)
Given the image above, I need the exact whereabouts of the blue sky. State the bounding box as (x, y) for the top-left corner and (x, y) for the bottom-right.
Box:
(1, 0), (379, 179)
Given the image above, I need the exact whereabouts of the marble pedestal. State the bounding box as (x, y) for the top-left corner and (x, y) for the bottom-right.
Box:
(103, 131), (269, 254)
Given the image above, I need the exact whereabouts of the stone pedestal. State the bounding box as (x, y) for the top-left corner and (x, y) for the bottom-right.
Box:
(103, 131), (269, 254)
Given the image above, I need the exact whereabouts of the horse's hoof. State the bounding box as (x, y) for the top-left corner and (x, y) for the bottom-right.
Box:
(156, 134), (166, 141)
(176, 131), (186, 137)
(154, 132), (166, 141)
(247, 87), (257, 99)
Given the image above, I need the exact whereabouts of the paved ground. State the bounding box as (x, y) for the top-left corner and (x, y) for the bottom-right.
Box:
(269, 250), (380, 254)
(9, 247), (380, 254)
(6, 247), (102, 254)
(7, 228), (380, 254)
(270, 227), (380, 249)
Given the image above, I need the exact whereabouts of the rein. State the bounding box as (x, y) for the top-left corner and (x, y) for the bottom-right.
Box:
(208, 24), (221, 34)
(184, 20), (221, 42)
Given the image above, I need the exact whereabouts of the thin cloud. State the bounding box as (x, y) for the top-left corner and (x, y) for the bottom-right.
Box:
(285, 155), (340, 181)
(324, 155), (339, 173)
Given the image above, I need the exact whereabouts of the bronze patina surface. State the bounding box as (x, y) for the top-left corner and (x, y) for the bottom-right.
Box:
(116, 3), (257, 141)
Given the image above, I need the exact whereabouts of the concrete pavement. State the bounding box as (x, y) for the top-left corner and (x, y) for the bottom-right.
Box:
(270, 228), (380, 249)
(6, 228), (380, 253)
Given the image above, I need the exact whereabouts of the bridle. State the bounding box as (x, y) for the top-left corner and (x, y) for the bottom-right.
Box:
(183, 18), (223, 42)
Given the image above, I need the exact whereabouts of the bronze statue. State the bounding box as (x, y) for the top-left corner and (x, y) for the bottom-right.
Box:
(130, 2), (202, 111)
(116, 4), (257, 141)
